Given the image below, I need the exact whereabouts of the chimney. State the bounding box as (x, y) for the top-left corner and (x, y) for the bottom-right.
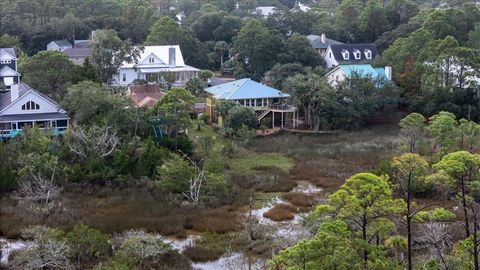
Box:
(385, 66), (392, 80)
(321, 33), (326, 44)
(169, 47), (176, 66)
(11, 84), (19, 102)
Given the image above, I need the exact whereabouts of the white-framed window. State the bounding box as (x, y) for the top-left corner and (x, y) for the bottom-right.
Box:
(149, 57), (155, 63)
(364, 49), (372, 59)
(353, 49), (361, 60)
(21, 100), (40, 111)
(0, 60), (11, 64)
(342, 50), (350, 60)
(122, 73), (126, 81)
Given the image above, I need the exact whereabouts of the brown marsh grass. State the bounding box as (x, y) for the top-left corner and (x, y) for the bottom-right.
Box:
(263, 203), (296, 221)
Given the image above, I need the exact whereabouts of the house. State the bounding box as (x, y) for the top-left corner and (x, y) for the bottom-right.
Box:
(0, 83), (69, 138)
(63, 48), (92, 65)
(47, 40), (73, 52)
(112, 45), (199, 87)
(126, 84), (166, 107)
(254, 6), (277, 17)
(307, 33), (344, 56)
(0, 48), (20, 89)
(325, 64), (392, 87)
(324, 43), (379, 68)
(205, 78), (298, 129)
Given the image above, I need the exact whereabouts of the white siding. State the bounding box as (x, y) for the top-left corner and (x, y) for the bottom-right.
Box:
(324, 47), (339, 68)
(2, 92), (61, 115)
(326, 68), (347, 87)
(114, 68), (139, 86)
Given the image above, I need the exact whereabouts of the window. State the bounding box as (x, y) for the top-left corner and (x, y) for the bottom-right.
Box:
(21, 101), (40, 111)
(353, 49), (361, 60)
(149, 57), (155, 63)
(122, 73), (126, 82)
(329, 52), (332, 58)
(364, 50), (372, 59)
(342, 50), (349, 60)
(0, 60), (11, 64)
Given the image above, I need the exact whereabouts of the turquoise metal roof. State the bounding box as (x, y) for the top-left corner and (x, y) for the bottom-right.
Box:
(339, 65), (388, 80)
(205, 78), (290, 100)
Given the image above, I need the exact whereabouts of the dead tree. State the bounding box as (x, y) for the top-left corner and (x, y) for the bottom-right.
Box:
(66, 125), (120, 159)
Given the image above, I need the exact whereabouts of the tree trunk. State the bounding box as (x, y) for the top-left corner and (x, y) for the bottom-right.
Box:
(461, 176), (471, 237)
(474, 208), (479, 270)
(362, 214), (368, 269)
(220, 54), (224, 75)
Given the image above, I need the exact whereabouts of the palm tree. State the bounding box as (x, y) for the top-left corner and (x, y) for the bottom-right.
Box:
(214, 41), (229, 75)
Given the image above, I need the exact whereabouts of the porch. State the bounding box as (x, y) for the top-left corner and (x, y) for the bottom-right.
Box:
(0, 113), (69, 138)
(257, 104), (299, 129)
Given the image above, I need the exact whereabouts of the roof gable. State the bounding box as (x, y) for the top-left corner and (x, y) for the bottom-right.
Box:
(123, 45), (186, 68)
(0, 66), (20, 77)
(139, 52), (167, 65)
(50, 40), (73, 47)
(205, 78), (290, 100)
(0, 83), (63, 114)
(0, 48), (16, 60)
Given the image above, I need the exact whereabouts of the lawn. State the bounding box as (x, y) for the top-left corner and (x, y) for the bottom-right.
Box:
(230, 152), (294, 173)
(188, 121), (217, 140)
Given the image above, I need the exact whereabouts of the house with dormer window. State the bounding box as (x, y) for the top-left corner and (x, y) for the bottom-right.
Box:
(0, 48), (20, 89)
(0, 83), (69, 138)
(324, 44), (379, 68)
(112, 45), (199, 87)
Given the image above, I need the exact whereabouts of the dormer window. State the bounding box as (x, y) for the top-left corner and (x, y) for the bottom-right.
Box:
(364, 49), (372, 60)
(329, 52), (332, 58)
(21, 101), (40, 111)
(342, 50), (350, 60)
(149, 57), (155, 63)
(353, 49), (361, 60)
(1, 60), (11, 64)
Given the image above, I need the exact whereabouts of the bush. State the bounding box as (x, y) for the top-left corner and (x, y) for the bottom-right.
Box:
(157, 154), (195, 194)
(183, 246), (224, 262)
(157, 135), (193, 156)
(263, 204), (296, 221)
(66, 224), (111, 262)
(414, 208), (457, 222)
(282, 192), (317, 208)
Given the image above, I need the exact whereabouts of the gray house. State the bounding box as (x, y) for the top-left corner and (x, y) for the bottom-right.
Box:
(307, 33), (343, 56)
(0, 48), (20, 89)
(47, 40), (73, 52)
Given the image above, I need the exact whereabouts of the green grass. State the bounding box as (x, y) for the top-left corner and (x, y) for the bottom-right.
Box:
(188, 121), (217, 140)
(231, 152), (294, 173)
(195, 96), (207, 103)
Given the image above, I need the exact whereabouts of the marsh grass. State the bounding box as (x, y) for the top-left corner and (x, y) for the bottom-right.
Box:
(282, 192), (318, 208)
(263, 203), (296, 221)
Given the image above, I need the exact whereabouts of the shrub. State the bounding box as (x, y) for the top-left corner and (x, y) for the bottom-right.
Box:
(414, 208), (457, 222)
(66, 224), (111, 262)
(189, 209), (242, 233)
(282, 192), (317, 208)
(183, 246), (224, 262)
(117, 231), (172, 267)
(263, 204), (296, 221)
(157, 135), (193, 156)
(157, 154), (195, 194)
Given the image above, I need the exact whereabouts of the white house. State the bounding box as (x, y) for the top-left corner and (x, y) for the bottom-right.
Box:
(0, 83), (69, 138)
(325, 64), (392, 87)
(112, 45), (199, 87)
(254, 6), (277, 17)
(324, 44), (379, 68)
(47, 40), (73, 52)
(0, 48), (20, 88)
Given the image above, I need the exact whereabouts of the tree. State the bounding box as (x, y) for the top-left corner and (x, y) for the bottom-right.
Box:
(199, 69), (213, 81)
(157, 153), (195, 194)
(214, 41), (229, 73)
(468, 23), (480, 49)
(390, 153), (430, 270)
(399, 112), (427, 153)
(66, 224), (110, 263)
(154, 88), (195, 150)
(185, 77), (204, 95)
(358, 0), (389, 42)
(232, 19), (283, 80)
(225, 106), (257, 131)
(263, 63), (306, 90)
(327, 173), (403, 268)
(20, 50), (74, 101)
(433, 151), (480, 238)
(90, 29), (141, 84)
(0, 34), (22, 51)
(427, 111), (460, 154)
(160, 71), (176, 90)
(278, 33), (322, 67)
(66, 125), (120, 161)
(145, 17), (184, 45)
(118, 231), (172, 269)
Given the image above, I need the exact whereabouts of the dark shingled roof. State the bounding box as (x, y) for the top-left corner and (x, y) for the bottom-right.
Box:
(307, 34), (343, 49)
(63, 48), (92, 58)
(329, 43), (379, 63)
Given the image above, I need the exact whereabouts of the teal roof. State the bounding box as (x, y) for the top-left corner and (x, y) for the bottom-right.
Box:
(338, 64), (388, 80)
(205, 78), (290, 100)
